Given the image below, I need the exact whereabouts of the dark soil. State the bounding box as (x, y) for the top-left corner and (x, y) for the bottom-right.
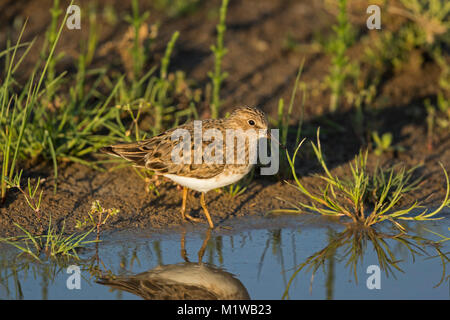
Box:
(0, 0), (449, 237)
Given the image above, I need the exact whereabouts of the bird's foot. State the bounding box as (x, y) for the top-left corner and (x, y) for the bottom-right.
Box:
(184, 213), (203, 223)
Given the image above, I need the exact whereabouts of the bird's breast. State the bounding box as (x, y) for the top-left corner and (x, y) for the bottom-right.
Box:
(164, 164), (253, 193)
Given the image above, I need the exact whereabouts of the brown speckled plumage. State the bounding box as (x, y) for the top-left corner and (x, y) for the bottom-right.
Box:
(100, 106), (268, 179)
(97, 263), (250, 300)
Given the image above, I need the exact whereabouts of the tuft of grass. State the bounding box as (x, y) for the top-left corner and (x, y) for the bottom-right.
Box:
(0, 200), (119, 262)
(222, 168), (254, 198)
(1, 90), (30, 203)
(0, 3), (71, 198)
(208, 0), (229, 118)
(273, 129), (449, 231)
(0, 22), (29, 202)
(0, 218), (96, 262)
(6, 171), (44, 218)
(225, 183), (248, 198)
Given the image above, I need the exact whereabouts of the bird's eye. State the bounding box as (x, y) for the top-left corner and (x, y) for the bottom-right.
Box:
(248, 119), (255, 126)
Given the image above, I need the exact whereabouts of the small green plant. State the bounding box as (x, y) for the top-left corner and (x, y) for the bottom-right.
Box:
(274, 129), (449, 231)
(274, 61), (305, 178)
(226, 183), (248, 198)
(325, 0), (355, 112)
(7, 171), (44, 217)
(154, 30), (181, 133)
(124, 0), (150, 83)
(425, 94), (450, 150)
(133, 167), (161, 196)
(433, 48), (450, 92)
(345, 66), (378, 144)
(42, 0), (63, 102)
(277, 62), (305, 149)
(396, 0), (449, 46)
(76, 200), (119, 240)
(371, 131), (405, 156)
(208, 0), (229, 118)
(223, 168), (254, 197)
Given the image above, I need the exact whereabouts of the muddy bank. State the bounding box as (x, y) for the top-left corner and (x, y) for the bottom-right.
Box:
(1, 137), (449, 237)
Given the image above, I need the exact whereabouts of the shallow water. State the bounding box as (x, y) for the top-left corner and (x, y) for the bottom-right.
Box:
(0, 214), (449, 300)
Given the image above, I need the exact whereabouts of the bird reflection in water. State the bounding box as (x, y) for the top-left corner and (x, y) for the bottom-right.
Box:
(97, 229), (250, 300)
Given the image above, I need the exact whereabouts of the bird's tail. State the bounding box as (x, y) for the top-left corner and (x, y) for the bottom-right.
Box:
(99, 143), (147, 167)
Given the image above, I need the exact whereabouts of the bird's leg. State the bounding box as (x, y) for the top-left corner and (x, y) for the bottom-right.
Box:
(198, 228), (211, 263)
(180, 186), (188, 220)
(200, 192), (215, 229)
(180, 230), (189, 262)
(181, 187), (203, 223)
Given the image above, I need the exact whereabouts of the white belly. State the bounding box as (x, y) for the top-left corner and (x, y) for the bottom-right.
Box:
(164, 166), (252, 193)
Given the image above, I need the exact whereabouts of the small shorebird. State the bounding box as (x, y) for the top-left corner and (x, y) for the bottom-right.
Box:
(97, 229), (250, 299)
(100, 106), (269, 229)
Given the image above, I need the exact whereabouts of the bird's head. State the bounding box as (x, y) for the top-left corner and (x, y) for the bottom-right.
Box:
(226, 106), (268, 132)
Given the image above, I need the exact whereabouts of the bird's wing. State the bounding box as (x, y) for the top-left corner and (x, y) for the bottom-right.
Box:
(97, 277), (219, 300)
(101, 120), (227, 179)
